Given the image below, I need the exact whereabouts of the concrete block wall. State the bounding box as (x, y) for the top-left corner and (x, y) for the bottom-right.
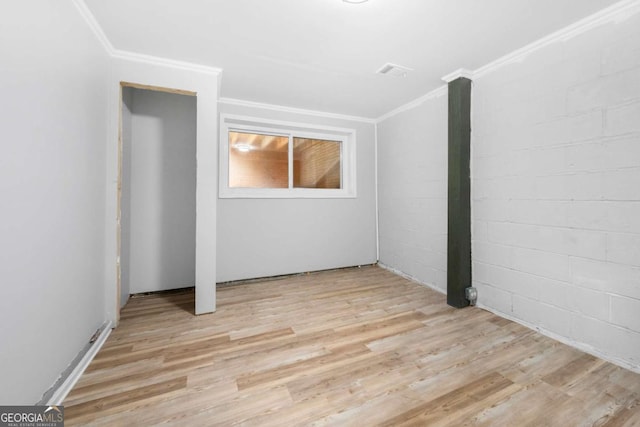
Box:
(377, 92), (448, 292)
(472, 11), (640, 369)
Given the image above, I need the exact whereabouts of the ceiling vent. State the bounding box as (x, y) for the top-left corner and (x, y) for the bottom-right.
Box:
(376, 63), (413, 77)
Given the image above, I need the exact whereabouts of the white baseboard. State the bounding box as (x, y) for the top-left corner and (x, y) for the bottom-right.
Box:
(377, 262), (447, 296)
(476, 303), (640, 375)
(47, 321), (113, 405)
(378, 263), (640, 374)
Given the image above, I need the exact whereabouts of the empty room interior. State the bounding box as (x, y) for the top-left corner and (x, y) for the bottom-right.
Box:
(2, 0), (640, 425)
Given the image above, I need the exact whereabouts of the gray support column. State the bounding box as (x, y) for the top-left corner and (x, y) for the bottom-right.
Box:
(446, 77), (472, 308)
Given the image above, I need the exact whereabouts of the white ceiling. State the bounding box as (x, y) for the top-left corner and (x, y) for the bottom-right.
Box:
(84, 0), (620, 119)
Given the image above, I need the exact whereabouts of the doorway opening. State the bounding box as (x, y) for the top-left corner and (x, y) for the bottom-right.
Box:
(117, 83), (197, 319)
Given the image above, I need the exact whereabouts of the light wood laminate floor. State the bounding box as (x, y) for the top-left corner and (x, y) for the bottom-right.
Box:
(64, 266), (640, 426)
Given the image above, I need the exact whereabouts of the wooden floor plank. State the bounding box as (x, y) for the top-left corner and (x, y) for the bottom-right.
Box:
(63, 266), (640, 426)
(65, 377), (187, 424)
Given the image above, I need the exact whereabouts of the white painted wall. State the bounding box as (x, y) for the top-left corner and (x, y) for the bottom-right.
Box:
(217, 103), (377, 282)
(377, 91), (449, 292)
(0, 0), (108, 403)
(120, 89), (133, 307)
(122, 88), (196, 294)
(472, 11), (640, 369)
(106, 57), (220, 316)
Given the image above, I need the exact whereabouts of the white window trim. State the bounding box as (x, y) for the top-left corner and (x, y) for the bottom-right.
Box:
(219, 114), (357, 199)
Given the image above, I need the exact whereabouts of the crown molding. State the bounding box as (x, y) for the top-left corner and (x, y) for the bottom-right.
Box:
(376, 85), (447, 123)
(111, 50), (222, 76)
(474, 0), (640, 78)
(73, 0), (640, 125)
(377, 0), (640, 120)
(441, 68), (474, 83)
(218, 98), (376, 124)
(73, 0), (221, 76)
(71, 0), (114, 55)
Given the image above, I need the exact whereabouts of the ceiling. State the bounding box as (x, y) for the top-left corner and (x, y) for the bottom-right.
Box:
(84, 0), (620, 119)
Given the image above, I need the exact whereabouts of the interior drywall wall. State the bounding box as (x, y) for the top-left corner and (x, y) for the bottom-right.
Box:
(217, 103), (377, 282)
(0, 0), (109, 403)
(472, 11), (640, 369)
(120, 89), (133, 307)
(376, 91), (449, 292)
(122, 88), (196, 294)
(106, 57), (220, 316)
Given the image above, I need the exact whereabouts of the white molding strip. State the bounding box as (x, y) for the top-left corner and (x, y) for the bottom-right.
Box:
(380, 262), (640, 374)
(376, 85), (447, 123)
(477, 303), (640, 374)
(378, 262), (446, 296)
(112, 50), (222, 76)
(374, 124), (380, 261)
(219, 97), (376, 124)
(71, 0), (115, 54)
(441, 68), (474, 83)
(73, 0), (222, 76)
(474, 0), (640, 79)
(46, 321), (113, 405)
(377, 0), (640, 121)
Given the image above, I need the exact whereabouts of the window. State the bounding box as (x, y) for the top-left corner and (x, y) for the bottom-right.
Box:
(229, 131), (289, 189)
(219, 114), (356, 198)
(293, 137), (341, 189)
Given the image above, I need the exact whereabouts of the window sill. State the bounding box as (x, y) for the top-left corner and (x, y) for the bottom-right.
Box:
(219, 188), (356, 199)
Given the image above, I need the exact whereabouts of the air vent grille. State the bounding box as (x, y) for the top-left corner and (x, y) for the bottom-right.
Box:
(376, 63), (413, 77)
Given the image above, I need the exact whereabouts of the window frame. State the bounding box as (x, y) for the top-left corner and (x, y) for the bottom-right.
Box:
(219, 114), (357, 199)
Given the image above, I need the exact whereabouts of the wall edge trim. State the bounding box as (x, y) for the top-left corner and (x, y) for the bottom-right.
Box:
(375, 85), (447, 123)
(378, 263), (446, 296)
(381, 264), (640, 374)
(219, 97), (376, 123)
(442, 68), (474, 83)
(376, 0), (640, 120)
(112, 50), (223, 76)
(474, 0), (640, 79)
(46, 321), (113, 405)
(72, 0), (222, 76)
(477, 303), (640, 374)
(71, 0), (115, 55)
